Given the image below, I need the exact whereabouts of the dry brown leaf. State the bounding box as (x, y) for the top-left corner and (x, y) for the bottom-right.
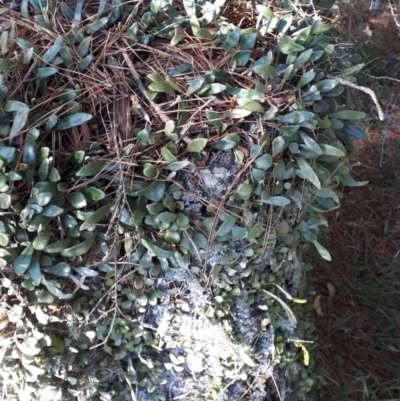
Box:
(237, 145), (249, 157)
(314, 294), (323, 317)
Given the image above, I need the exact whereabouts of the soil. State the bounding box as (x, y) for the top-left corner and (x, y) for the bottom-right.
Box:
(308, 2), (400, 399)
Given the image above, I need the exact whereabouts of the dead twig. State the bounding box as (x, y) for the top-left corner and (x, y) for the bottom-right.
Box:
(327, 74), (385, 121)
(362, 71), (400, 85)
(120, 42), (171, 125)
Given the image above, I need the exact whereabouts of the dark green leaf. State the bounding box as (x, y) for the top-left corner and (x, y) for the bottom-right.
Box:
(45, 238), (71, 254)
(165, 231), (181, 244)
(28, 192), (52, 207)
(71, 150), (85, 165)
(36, 67), (58, 78)
(44, 263), (71, 277)
(168, 63), (191, 77)
(42, 278), (72, 299)
(278, 36), (305, 54)
(137, 130), (149, 148)
(77, 36), (91, 58)
(186, 78), (205, 96)
(48, 167), (61, 183)
(272, 136), (286, 157)
(225, 27), (241, 53)
(13, 246), (33, 276)
(190, 15), (212, 39)
(15, 38), (39, 54)
(293, 49), (313, 71)
(76, 161), (106, 177)
(82, 187), (106, 201)
(278, 14), (293, 37)
(277, 111), (314, 124)
(44, 115), (58, 132)
(217, 215), (237, 237)
(157, 212), (177, 224)
(300, 133), (323, 155)
(339, 176), (368, 187)
(263, 106), (278, 121)
(294, 26), (311, 44)
(80, 202), (114, 231)
(344, 125), (369, 140)
(296, 158), (321, 189)
(55, 113), (93, 130)
(255, 154), (273, 170)
(302, 85), (322, 101)
(41, 205), (64, 217)
(296, 70), (315, 88)
(28, 257), (41, 285)
(213, 133), (240, 150)
(0, 147), (16, 165)
(316, 79), (339, 92)
(265, 196), (290, 207)
(141, 238), (174, 258)
(73, 266), (98, 276)
(319, 144), (345, 157)
(231, 50), (251, 67)
(78, 54), (93, 72)
(8, 104), (29, 138)
(329, 110), (366, 120)
(33, 229), (51, 250)
(68, 192), (87, 208)
(253, 64), (278, 78)
(240, 33), (258, 50)
(206, 110), (226, 135)
(85, 17), (108, 34)
(42, 36), (63, 64)
(61, 232), (96, 257)
(226, 87), (263, 100)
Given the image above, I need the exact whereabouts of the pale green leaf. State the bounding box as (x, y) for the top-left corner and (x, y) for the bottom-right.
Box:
(312, 240), (332, 261)
(148, 82), (175, 95)
(265, 196), (290, 207)
(264, 289), (297, 325)
(296, 158), (321, 189)
(186, 138), (207, 153)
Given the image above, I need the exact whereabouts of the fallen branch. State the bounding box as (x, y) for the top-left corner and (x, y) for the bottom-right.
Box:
(327, 74), (385, 121)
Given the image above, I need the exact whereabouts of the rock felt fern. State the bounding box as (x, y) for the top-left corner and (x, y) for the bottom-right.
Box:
(0, 1), (370, 400)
